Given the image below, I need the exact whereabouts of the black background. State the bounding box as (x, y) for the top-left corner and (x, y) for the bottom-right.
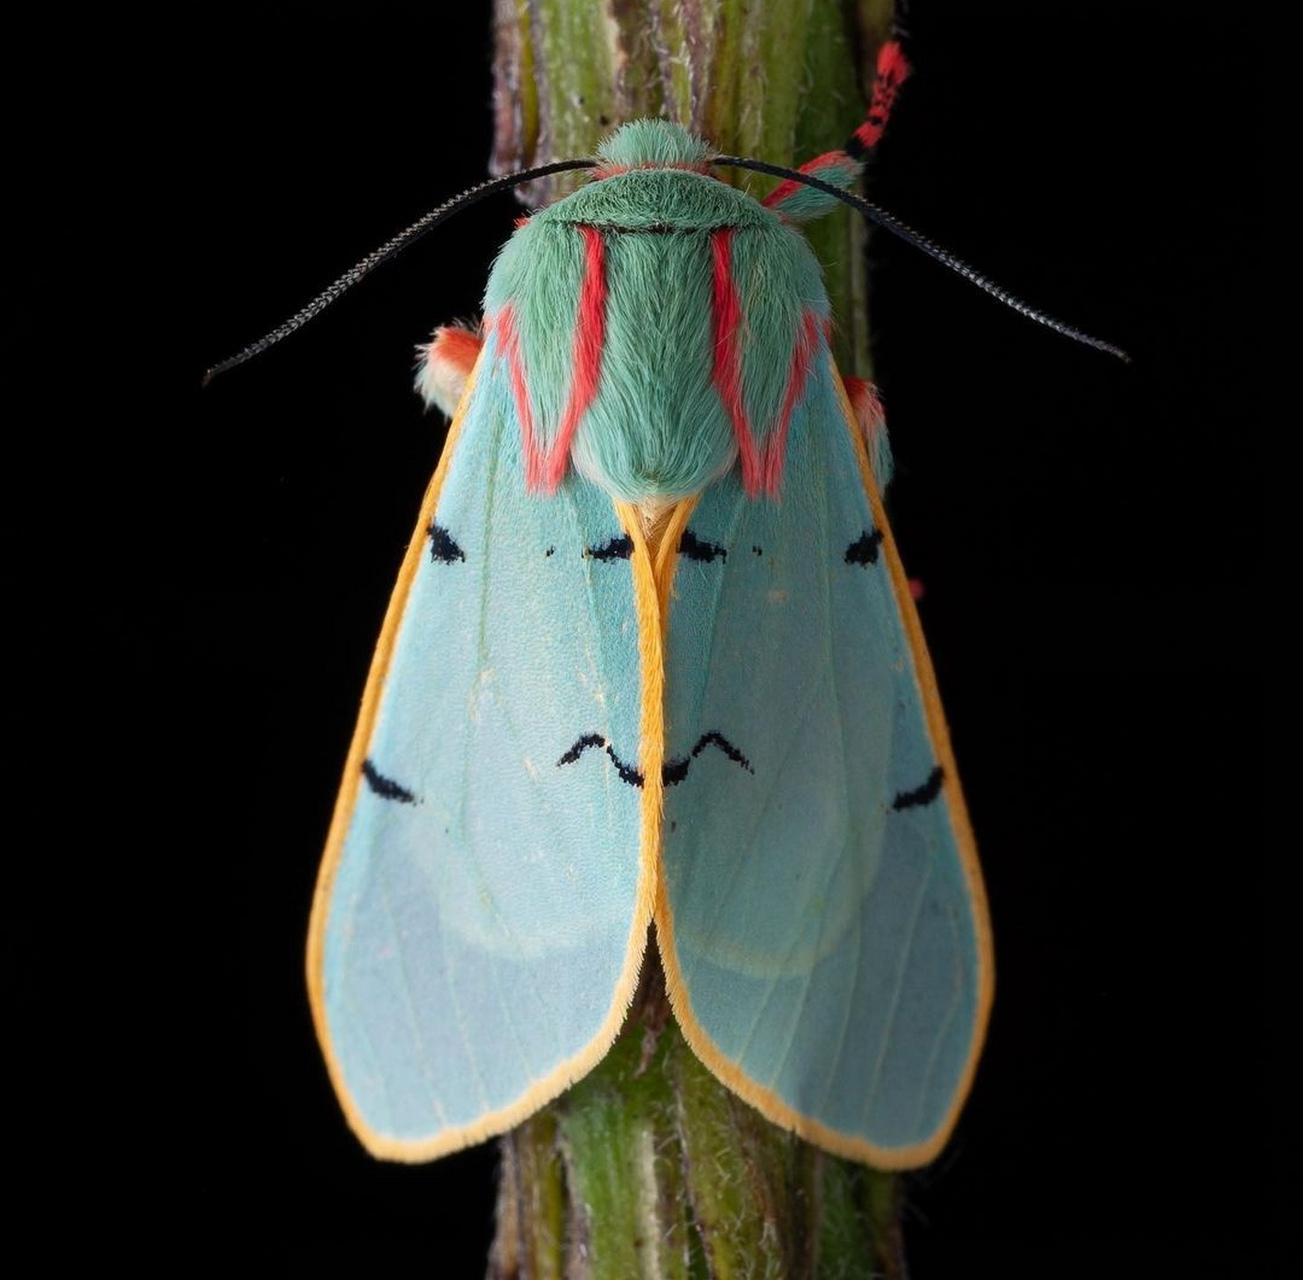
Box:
(23, 2), (1268, 1273)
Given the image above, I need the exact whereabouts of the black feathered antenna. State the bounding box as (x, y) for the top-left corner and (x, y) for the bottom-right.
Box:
(205, 142), (1129, 386)
(713, 154), (1130, 363)
(202, 158), (595, 385)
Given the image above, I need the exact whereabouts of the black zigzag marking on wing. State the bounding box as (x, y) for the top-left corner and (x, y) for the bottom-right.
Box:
(362, 759), (419, 804)
(679, 530), (727, 562)
(428, 522), (465, 563)
(845, 529), (884, 566)
(557, 732), (754, 789)
(662, 732), (754, 787)
(891, 765), (944, 811)
(557, 734), (644, 787)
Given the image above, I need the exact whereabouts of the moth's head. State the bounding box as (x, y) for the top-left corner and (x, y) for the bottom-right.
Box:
(591, 119), (714, 176)
(530, 119), (772, 235)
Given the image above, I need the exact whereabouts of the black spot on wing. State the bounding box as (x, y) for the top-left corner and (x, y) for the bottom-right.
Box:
(584, 535), (633, 560)
(679, 530), (727, 562)
(845, 529), (884, 566)
(891, 766), (944, 811)
(362, 759), (419, 804)
(429, 523), (465, 563)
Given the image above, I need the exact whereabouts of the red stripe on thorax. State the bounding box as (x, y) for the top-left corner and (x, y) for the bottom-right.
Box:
(494, 305), (543, 482)
(541, 224), (607, 491)
(712, 230), (822, 497)
(711, 227), (762, 494)
(760, 309), (821, 496)
(498, 227), (608, 492)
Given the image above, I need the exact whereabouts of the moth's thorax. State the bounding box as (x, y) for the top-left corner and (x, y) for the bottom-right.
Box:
(483, 158), (832, 505)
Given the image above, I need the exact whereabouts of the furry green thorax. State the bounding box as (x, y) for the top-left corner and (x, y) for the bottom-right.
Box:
(482, 121), (836, 505)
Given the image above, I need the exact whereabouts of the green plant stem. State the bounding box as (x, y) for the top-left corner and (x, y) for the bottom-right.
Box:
(486, 3), (902, 1275)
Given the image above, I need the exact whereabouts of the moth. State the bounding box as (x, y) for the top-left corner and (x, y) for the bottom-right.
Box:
(303, 42), (1001, 1169)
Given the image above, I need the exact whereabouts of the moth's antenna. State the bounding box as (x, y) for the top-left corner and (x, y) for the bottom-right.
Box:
(715, 154), (1131, 364)
(208, 129), (1128, 382)
(203, 158), (595, 385)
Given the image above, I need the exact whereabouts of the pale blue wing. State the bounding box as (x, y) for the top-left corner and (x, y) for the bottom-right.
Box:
(310, 335), (648, 1158)
(659, 359), (992, 1165)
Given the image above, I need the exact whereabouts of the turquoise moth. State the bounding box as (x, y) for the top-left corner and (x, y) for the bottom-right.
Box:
(307, 43), (994, 1170)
